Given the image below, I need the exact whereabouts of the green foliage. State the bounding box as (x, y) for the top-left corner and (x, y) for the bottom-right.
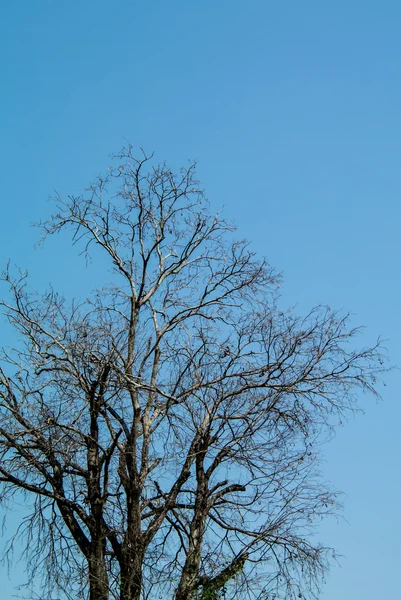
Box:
(193, 555), (246, 600)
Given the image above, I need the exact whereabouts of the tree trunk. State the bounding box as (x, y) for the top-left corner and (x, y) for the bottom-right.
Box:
(174, 491), (208, 599)
(88, 539), (109, 600)
(119, 547), (144, 600)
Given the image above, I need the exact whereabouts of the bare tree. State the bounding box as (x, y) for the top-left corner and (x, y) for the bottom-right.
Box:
(0, 148), (385, 600)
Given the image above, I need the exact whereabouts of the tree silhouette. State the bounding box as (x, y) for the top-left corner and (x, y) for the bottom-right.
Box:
(0, 148), (386, 600)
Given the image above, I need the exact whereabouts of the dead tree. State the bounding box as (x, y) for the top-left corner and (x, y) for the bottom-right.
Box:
(0, 148), (386, 600)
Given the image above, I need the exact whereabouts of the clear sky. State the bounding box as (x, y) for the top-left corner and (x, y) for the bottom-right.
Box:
(0, 1), (400, 598)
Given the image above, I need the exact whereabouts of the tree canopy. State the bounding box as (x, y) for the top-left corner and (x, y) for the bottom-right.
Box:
(0, 148), (386, 600)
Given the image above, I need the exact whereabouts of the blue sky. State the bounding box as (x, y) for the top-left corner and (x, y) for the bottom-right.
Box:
(0, 1), (400, 598)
